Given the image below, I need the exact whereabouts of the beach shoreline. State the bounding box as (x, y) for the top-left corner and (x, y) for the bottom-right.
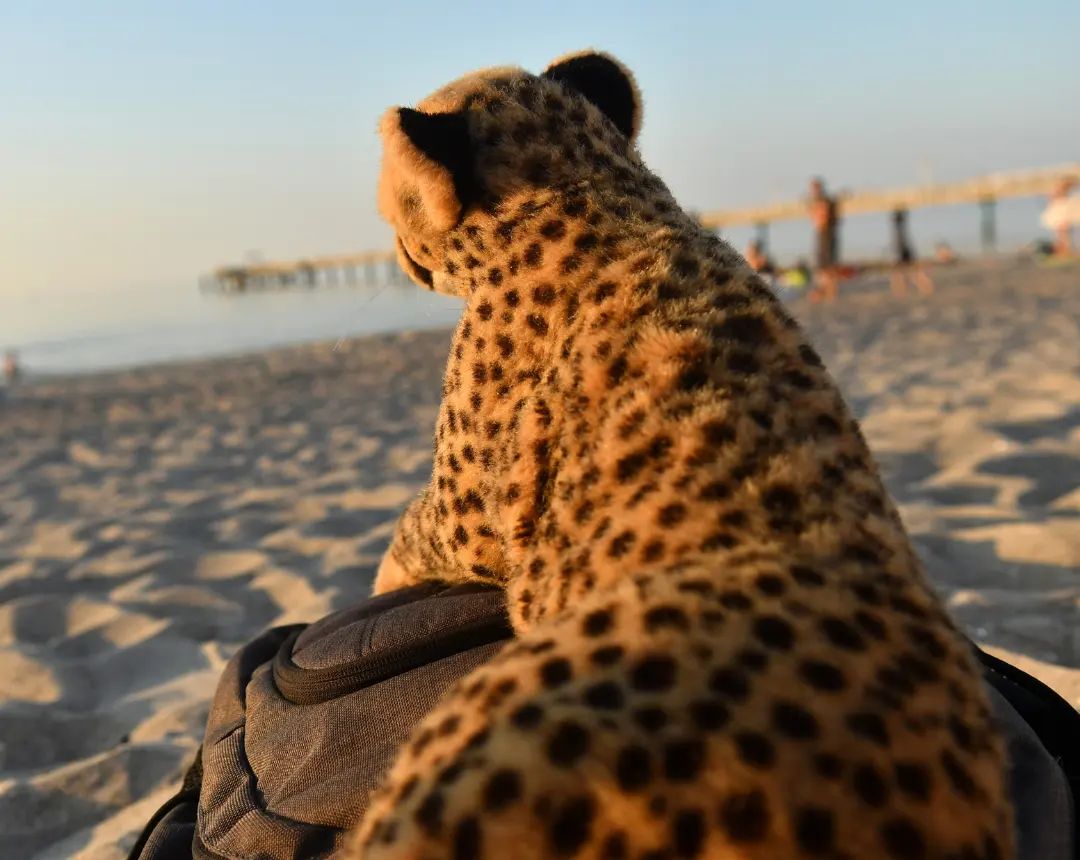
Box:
(1, 261), (1077, 858)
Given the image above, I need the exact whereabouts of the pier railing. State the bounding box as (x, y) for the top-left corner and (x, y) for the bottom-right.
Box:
(202, 163), (1079, 292)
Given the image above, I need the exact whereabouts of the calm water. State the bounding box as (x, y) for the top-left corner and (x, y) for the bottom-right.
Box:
(2, 282), (465, 376)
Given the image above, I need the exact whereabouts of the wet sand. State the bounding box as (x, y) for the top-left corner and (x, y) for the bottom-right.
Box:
(1, 260), (1077, 858)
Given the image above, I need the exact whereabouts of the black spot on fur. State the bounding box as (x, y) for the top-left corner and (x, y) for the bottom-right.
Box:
(584, 681), (624, 710)
(631, 654), (676, 691)
(940, 749), (978, 798)
(608, 530), (636, 558)
(799, 660), (847, 692)
(716, 314), (767, 343)
(719, 789), (770, 843)
(601, 832), (628, 859)
(847, 711), (890, 747)
(853, 763), (890, 807)
(792, 565), (825, 587)
(700, 480), (731, 500)
(658, 503), (687, 526)
(691, 698), (730, 731)
(644, 605), (690, 632)
(616, 744), (653, 792)
(734, 732), (775, 769)
(821, 616), (867, 651)
(718, 590), (752, 611)
(548, 720), (590, 766)
(511, 703), (544, 730)
(453, 815), (481, 860)
(483, 769), (522, 812)
(702, 419), (736, 446)
(754, 574), (786, 596)
(591, 644), (624, 666)
(416, 791), (445, 835)
(526, 313), (549, 336)
(772, 700), (820, 739)
(880, 817), (926, 860)
(709, 667), (749, 700)
(550, 795), (595, 855)
(540, 658), (573, 688)
(633, 707), (668, 734)
(795, 807), (835, 855)
(583, 609), (613, 636)
(663, 739), (706, 781)
(753, 615), (795, 650)
(672, 808), (706, 858)
(894, 762), (932, 802)
(814, 753), (844, 780)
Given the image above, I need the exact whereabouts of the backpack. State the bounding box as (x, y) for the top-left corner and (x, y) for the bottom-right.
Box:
(127, 582), (512, 860)
(128, 583), (1077, 860)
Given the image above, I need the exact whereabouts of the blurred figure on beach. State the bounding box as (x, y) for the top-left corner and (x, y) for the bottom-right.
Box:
(744, 239), (776, 275)
(935, 241), (958, 265)
(889, 209), (935, 298)
(744, 239), (778, 291)
(807, 177), (841, 303)
(3, 351), (20, 386)
(1041, 178), (1079, 258)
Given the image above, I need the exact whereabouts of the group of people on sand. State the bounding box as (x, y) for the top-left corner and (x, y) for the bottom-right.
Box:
(747, 174), (1080, 303)
(745, 177), (936, 303)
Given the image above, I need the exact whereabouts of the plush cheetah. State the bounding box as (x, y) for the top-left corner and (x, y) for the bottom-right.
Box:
(352, 51), (1013, 859)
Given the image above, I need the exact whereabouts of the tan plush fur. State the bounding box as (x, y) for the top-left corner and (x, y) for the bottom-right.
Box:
(349, 52), (1013, 859)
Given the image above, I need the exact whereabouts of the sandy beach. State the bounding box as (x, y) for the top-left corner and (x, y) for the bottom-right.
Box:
(1, 260), (1077, 859)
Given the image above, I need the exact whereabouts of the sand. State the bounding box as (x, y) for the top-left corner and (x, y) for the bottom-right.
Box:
(1, 260), (1077, 858)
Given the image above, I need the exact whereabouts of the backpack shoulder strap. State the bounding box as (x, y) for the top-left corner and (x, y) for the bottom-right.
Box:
(125, 747), (203, 860)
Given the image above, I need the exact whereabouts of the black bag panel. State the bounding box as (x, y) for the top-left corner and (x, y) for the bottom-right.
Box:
(976, 648), (1078, 858)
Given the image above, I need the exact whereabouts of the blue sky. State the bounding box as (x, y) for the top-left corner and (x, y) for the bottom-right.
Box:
(2, 0), (1078, 302)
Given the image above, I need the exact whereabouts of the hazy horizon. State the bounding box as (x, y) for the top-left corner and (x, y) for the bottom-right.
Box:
(3, 1), (1078, 306)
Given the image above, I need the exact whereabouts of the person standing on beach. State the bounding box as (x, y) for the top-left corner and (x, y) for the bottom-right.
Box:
(1041, 178), (1079, 258)
(808, 176), (841, 302)
(889, 208), (934, 298)
(3, 351), (19, 386)
(743, 238), (775, 275)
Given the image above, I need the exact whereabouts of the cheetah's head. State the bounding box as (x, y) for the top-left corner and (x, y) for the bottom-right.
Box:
(376, 51), (642, 296)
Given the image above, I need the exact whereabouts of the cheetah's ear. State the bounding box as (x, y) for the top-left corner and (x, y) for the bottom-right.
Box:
(542, 50), (642, 141)
(378, 107), (475, 232)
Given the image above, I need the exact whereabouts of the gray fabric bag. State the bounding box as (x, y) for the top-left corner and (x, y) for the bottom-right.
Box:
(128, 583), (511, 860)
(128, 583), (1076, 860)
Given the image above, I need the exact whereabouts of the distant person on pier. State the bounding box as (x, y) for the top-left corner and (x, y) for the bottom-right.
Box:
(1041, 178), (1079, 258)
(889, 209), (935, 298)
(807, 176), (841, 303)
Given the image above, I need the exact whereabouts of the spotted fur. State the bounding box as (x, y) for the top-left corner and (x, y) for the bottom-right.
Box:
(350, 51), (1013, 860)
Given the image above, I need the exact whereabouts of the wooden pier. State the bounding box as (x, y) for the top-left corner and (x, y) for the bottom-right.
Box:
(202, 163), (1078, 292)
(201, 250), (402, 294)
